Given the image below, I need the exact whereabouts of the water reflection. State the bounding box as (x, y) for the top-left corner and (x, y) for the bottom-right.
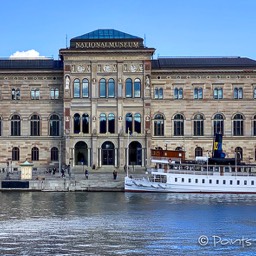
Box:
(0, 192), (256, 255)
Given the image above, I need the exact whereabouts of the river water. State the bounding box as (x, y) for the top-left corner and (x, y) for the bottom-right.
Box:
(0, 192), (256, 256)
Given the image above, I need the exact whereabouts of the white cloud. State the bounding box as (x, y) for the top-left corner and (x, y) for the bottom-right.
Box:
(10, 49), (46, 59)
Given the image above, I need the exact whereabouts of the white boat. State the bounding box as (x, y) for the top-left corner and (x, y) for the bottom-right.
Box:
(125, 163), (256, 193)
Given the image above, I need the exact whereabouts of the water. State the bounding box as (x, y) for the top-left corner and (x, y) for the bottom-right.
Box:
(0, 192), (256, 256)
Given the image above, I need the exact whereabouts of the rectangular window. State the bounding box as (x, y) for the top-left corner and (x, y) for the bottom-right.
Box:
(209, 180), (212, 184)
(223, 180), (226, 185)
(230, 180), (233, 185)
(188, 178), (191, 183)
(175, 178), (178, 182)
(202, 179), (205, 183)
(216, 180), (219, 184)
(195, 179), (198, 183)
(244, 180), (247, 185)
(181, 178), (184, 182)
(251, 181), (254, 185)
(237, 180), (240, 185)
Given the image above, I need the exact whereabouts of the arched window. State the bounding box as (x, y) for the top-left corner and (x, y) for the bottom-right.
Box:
(234, 87), (243, 99)
(154, 114), (164, 136)
(100, 113), (107, 133)
(108, 113), (115, 133)
(30, 114), (40, 136)
(174, 88), (183, 99)
(125, 78), (132, 98)
(233, 114), (244, 136)
(253, 115), (256, 136)
(134, 78), (141, 98)
(82, 79), (89, 98)
(74, 79), (80, 98)
(174, 114), (184, 136)
(213, 114), (224, 135)
(82, 114), (89, 134)
(126, 113), (133, 133)
(12, 147), (19, 161)
(235, 147), (243, 161)
(31, 147), (39, 161)
(134, 113), (141, 133)
(194, 114), (204, 136)
(195, 147), (203, 157)
(214, 88), (223, 99)
(74, 113), (80, 134)
(51, 147), (59, 161)
(49, 114), (60, 136)
(108, 78), (115, 98)
(11, 114), (21, 136)
(194, 87), (203, 99)
(99, 78), (106, 98)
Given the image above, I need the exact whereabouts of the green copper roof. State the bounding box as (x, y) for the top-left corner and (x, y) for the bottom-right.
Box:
(71, 29), (142, 40)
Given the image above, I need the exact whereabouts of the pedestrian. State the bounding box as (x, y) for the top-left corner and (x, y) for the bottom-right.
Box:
(61, 167), (65, 178)
(113, 170), (117, 180)
(85, 169), (89, 179)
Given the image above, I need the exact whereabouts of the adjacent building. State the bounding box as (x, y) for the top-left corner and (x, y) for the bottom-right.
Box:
(1, 29), (256, 171)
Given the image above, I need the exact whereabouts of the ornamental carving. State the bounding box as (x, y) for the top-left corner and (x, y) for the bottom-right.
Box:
(123, 63), (143, 72)
(71, 64), (91, 73)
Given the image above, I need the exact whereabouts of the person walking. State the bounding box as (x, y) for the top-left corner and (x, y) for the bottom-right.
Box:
(85, 169), (89, 180)
(113, 170), (117, 180)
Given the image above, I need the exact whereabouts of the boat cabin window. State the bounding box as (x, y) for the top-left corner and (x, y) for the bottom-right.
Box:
(209, 179), (212, 184)
(230, 180), (233, 185)
(175, 178), (178, 182)
(251, 181), (254, 186)
(244, 180), (247, 185)
(237, 180), (240, 185)
(223, 180), (226, 185)
(188, 178), (191, 183)
(195, 179), (198, 183)
(182, 178), (184, 182)
(155, 175), (167, 183)
(224, 167), (230, 172)
(202, 179), (205, 183)
(216, 180), (219, 184)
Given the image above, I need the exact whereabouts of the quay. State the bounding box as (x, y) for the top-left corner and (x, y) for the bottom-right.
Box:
(0, 167), (145, 192)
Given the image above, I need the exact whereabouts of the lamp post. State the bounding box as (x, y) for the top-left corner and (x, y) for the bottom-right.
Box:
(126, 128), (130, 177)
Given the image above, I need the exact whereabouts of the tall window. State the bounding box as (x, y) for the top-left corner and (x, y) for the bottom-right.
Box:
(100, 113), (107, 133)
(195, 147), (203, 157)
(194, 114), (204, 136)
(82, 79), (89, 98)
(125, 78), (132, 98)
(233, 113), (244, 136)
(11, 114), (21, 136)
(134, 113), (141, 133)
(173, 114), (184, 136)
(51, 147), (59, 161)
(74, 113), (80, 134)
(154, 114), (164, 136)
(12, 147), (19, 161)
(49, 114), (60, 136)
(31, 147), (39, 161)
(214, 88), (223, 99)
(108, 78), (115, 98)
(253, 87), (256, 99)
(174, 88), (183, 99)
(108, 113), (115, 133)
(50, 88), (59, 99)
(12, 88), (20, 100)
(82, 114), (89, 134)
(74, 79), (80, 98)
(155, 88), (163, 99)
(213, 114), (224, 135)
(30, 115), (40, 136)
(99, 78), (106, 98)
(234, 87), (243, 99)
(194, 87), (203, 99)
(126, 113), (133, 133)
(253, 115), (256, 136)
(134, 78), (141, 98)
(31, 89), (40, 100)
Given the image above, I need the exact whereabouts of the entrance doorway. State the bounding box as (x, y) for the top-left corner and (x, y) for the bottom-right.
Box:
(101, 141), (115, 165)
(75, 141), (88, 165)
(129, 141), (142, 166)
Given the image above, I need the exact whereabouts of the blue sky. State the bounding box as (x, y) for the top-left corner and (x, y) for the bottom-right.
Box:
(1, 0), (256, 59)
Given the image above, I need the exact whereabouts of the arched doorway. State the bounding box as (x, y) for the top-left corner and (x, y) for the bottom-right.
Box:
(75, 141), (88, 165)
(102, 141), (115, 165)
(129, 141), (142, 166)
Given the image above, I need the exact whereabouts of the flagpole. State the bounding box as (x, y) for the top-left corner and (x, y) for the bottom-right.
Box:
(126, 128), (129, 177)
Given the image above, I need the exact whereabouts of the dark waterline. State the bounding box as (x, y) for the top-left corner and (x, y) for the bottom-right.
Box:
(0, 192), (256, 256)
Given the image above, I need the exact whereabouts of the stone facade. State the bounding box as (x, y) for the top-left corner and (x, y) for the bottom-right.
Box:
(0, 29), (256, 171)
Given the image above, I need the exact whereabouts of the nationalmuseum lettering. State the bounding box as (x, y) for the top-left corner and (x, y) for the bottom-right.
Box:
(75, 41), (140, 49)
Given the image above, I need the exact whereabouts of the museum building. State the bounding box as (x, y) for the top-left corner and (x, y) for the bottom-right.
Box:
(1, 29), (256, 171)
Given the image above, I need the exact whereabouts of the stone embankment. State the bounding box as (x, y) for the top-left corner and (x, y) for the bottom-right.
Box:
(0, 168), (146, 192)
